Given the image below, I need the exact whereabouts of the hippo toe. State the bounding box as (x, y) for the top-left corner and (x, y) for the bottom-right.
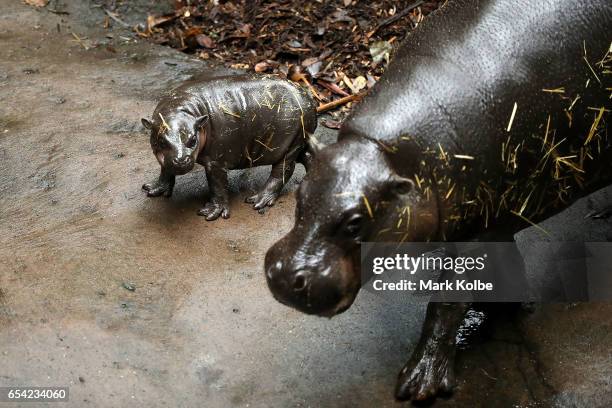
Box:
(395, 347), (455, 401)
(198, 201), (230, 221)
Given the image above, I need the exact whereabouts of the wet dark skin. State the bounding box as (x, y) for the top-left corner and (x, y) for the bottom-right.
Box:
(142, 74), (317, 220)
(266, 0), (611, 402)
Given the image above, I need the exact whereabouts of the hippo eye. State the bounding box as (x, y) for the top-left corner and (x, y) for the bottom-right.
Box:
(157, 138), (168, 149)
(343, 213), (364, 237)
(185, 133), (197, 149)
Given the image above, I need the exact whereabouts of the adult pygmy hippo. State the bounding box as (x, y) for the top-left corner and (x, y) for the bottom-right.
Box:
(266, 0), (611, 402)
(142, 74), (317, 220)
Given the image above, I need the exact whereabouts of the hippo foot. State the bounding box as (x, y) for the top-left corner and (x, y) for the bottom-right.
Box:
(142, 180), (173, 197)
(198, 201), (230, 221)
(395, 344), (455, 401)
(245, 190), (280, 212)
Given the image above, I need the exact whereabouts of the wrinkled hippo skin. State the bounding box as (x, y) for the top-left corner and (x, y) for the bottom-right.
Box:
(142, 74), (317, 220)
(266, 0), (611, 402)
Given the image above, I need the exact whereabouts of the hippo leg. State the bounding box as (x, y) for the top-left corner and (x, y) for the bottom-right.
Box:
(395, 302), (469, 402)
(246, 147), (299, 212)
(142, 169), (175, 197)
(297, 146), (313, 172)
(198, 163), (230, 221)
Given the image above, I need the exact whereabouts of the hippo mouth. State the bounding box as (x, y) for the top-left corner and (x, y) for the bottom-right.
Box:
(166, 158), (195, 175)
(155, 151), (195, 175)
(266, 251), (361, 318)
(168, 163), (194, 175)
(320, 255), (360, 317)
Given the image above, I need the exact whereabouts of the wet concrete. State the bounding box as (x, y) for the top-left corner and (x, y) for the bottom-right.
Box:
(0, 1), (611, 407)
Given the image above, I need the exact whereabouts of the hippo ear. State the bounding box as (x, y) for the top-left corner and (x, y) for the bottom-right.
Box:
(194, 115), (209, 130)
(387, 175), (415, 196)
(301, 135), (323, 171)
(141, 118), (153, 130)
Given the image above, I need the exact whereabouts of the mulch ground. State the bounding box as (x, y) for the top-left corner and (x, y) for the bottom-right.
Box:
(135, 0), (443, 122)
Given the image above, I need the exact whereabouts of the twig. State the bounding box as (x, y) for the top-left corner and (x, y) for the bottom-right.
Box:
(71, 32), (89, 50)
(104, 9), (130, 28)
(367, 0), (423, 38)
(511, 211), (551, 237)
(318, 80), (350, 97)
(506, 102), (518, 132)
(316, 93), (363, 113)
(362, 194), (374, 218)
(299, 78), (323, 101)
(288, 66), (323, 101)
(48, 9), (70, 15)
(255, 139), (278, 151)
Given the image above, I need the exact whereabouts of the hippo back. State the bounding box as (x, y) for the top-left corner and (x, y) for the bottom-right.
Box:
(340, 0), (611, 236)
(341, 0), (611, 157)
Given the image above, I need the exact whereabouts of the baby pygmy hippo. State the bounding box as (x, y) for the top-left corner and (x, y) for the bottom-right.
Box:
(141, 74), (317, 220)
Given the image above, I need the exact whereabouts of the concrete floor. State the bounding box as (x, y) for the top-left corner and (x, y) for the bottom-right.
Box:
(0, 1), (611, 407)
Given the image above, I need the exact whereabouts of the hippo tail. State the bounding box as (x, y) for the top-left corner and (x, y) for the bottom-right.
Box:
(303, 103), (318, 135)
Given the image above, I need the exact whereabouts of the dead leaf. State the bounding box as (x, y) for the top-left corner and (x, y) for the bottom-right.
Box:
(183, 27), (202, 37)
(318, 49), (333, 60)
(314, 24), (326, 36)
(138, 0), (443, 114)
(366, 74), (377, 89)
(147, 14), (177, 30)
(254, 61), (270, 72)
(322, 119), (343, 129)
(342, 75), (355, 92)
(196, 34), (215, 48)
(306, 61), (322, 77)
(330, 9), (356, 24)
(302, 57), (319, 67)
(351, 76), (367, 93)
(234, 23), (251, 38)
(25, 0), (48, 7)
(369, 40), (393, 65)
(319, 80), (350, 97)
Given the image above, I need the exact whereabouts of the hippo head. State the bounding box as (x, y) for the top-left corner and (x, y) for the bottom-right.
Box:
(141, 112), (209, 175)
(265, 136), (439, 317)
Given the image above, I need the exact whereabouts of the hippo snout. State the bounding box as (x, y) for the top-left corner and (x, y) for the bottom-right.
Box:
(169, 155), (194, 175)
(264, 235), (361, 317)
(265, 263), (344, 316)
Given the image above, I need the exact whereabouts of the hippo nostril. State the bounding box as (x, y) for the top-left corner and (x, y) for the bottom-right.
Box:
(173, 156), (191, 166)
(293, 271), (309, 292)
(266, 260), (282, 280)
